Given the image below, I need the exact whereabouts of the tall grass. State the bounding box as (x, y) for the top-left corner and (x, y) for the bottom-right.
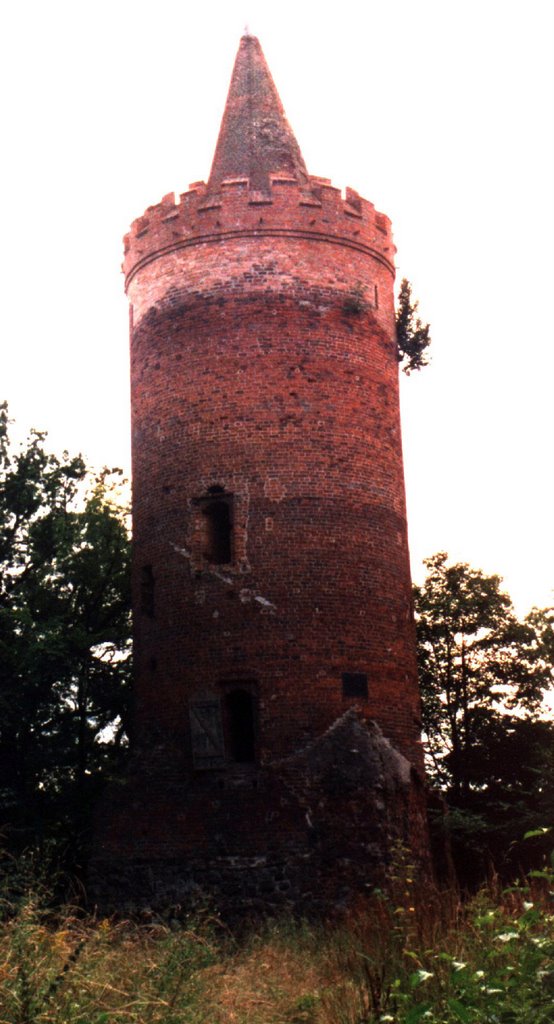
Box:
(0, 852), (552, 1023)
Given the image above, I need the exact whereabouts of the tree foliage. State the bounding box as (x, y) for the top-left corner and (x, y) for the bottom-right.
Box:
(395, 278), (431, 374)
(0, 403), (131, 853)
(415, 552), (554, 878)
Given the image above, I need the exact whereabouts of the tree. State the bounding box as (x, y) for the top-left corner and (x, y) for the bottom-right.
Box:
(415, 552), (554, 878)
(0, 403), (131, 854)
(395, 278), (431, 374)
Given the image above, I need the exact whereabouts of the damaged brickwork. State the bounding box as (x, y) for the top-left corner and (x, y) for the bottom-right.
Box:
(91, 33), (430, 913)
(91, 710), (428, 916)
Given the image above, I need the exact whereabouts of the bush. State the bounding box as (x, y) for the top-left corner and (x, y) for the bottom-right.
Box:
(0, 850), (552, 1023)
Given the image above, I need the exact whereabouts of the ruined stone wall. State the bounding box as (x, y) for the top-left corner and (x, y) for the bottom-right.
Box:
(92, 712), (429, 916)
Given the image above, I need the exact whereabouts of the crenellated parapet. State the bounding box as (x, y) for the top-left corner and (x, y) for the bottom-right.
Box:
(123, 174), (395, 290)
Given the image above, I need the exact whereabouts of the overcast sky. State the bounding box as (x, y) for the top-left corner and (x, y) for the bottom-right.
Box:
(1, 0), (552, 613)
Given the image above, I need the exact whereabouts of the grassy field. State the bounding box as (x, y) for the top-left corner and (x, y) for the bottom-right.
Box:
(1, 856), (553, 1023)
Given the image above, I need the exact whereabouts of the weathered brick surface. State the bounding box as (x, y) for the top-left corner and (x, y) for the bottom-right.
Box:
(92, 34), (429, 910)
(91, 711), (428, 917)
(125, 178), (421, 760)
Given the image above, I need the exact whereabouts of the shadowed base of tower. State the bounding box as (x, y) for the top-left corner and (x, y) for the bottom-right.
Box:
(89, 710), (430, 917)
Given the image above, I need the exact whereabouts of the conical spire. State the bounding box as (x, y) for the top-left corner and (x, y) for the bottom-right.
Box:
(208, 34), (309, 193)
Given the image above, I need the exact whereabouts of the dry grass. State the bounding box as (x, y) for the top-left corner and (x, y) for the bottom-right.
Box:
(199, 922), (328, 1022)
(0, 862), (552, 1023)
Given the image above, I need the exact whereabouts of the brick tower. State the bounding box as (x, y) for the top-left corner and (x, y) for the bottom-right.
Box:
(94, 35), (429, 912)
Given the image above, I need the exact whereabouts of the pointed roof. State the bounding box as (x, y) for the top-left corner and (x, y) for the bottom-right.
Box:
(208, 34), (309, 193)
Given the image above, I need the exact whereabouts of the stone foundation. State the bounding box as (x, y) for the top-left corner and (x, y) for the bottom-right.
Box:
(90, 711), (429, 916)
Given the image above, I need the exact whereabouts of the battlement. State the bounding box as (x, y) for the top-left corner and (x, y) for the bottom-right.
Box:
(123, 174), (395, 289)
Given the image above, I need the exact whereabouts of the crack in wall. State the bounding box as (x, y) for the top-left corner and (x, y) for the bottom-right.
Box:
(170, 541), (276, 612)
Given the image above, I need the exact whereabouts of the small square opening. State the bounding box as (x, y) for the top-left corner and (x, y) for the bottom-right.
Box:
(342, 672), (368, 698)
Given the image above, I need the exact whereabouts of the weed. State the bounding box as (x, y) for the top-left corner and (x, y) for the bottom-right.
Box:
(0, 851), (552, 1023)
(342, 283), (368, 315)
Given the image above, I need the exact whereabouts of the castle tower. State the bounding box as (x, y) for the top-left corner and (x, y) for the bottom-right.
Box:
(94, 35), (429, 912)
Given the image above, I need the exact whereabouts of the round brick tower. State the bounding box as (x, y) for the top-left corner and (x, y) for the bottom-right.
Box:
(94, 34), (429, 912)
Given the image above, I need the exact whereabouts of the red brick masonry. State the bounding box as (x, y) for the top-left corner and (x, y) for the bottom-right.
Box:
(92, 35), (429, 913)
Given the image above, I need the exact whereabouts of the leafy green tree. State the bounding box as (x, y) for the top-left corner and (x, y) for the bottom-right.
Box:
(0, 403), (131, 852)
(395, 278), (431, 374)
(415, 552), (554, 877)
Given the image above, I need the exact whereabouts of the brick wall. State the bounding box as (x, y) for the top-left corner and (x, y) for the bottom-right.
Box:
(92, 172), (428, 898)
(126, 174), (423, 770)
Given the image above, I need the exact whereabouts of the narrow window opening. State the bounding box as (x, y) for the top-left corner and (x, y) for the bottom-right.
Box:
(201, 496), (233, 564)
(140, 565), (155, 617)
(374, 284), (379, 309)
(224, 689), (256, 763)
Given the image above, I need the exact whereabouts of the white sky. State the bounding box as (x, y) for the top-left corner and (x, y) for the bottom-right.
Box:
(1, 0), (552, 614)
